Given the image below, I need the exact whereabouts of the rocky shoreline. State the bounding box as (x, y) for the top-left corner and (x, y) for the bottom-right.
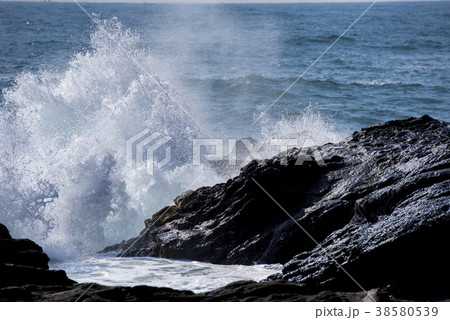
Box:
(0, 222), (392, 302)
(1, 116), (449, 301)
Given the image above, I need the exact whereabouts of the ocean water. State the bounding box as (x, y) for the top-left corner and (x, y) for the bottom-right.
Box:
(50, 256), (282, 293)
(0, 2), (449, 290)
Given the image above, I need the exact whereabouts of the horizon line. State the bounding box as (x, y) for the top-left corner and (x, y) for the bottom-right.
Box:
(4, 0), (449, 4)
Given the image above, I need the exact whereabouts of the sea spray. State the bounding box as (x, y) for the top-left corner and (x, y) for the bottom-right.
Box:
(0, 18), (221, 260)
(0, 17), (343, 260)
(259, 106), (343, 156)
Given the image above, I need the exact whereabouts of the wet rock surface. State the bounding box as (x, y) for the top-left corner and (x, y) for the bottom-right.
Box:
(2, 116), (449, 301)
(101, 115), (449, 300)
(278, 116), (450, 301)
(104, 115), (449, 262)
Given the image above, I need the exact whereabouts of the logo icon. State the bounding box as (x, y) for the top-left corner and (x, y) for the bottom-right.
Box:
(126, 129), (172, 175)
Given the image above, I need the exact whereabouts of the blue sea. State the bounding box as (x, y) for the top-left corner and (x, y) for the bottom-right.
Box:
(0, 1), (449, 290)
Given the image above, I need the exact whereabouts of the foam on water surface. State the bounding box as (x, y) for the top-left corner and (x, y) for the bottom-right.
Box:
(51, 256), (282, 293)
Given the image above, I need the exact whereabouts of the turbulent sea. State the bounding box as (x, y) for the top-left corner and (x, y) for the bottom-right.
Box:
(0, 1), (449, 290)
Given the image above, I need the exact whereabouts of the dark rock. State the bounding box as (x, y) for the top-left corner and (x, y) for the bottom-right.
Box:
(281, 187), (450, 300)
(2, 116), (449, 302)
(0, 263), (75, 287)
(200, 280), (394, 302)
(99, 115), (449, 300)
(0, 223), (75, 289)
(0, 222), (441, 301)
(0, 280), (395, 302)
(102, 116), (449, 271)
(0, 223), (11, 240)
(0, 239), (50, 269)
(36, 283), (200, 302)
(277, 116), (450, 301)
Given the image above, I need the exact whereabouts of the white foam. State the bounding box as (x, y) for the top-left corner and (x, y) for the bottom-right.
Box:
(0, 17), (343, 261)
(255, 106), (344, 161)
(51, 256), (282, 293)
(0, 18), (220, 260)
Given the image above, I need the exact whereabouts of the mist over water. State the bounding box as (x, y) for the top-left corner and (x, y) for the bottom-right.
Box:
(0, 2), (448, 261)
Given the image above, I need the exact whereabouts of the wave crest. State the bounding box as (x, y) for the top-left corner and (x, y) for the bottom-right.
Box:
(0, 18), (212, 259)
